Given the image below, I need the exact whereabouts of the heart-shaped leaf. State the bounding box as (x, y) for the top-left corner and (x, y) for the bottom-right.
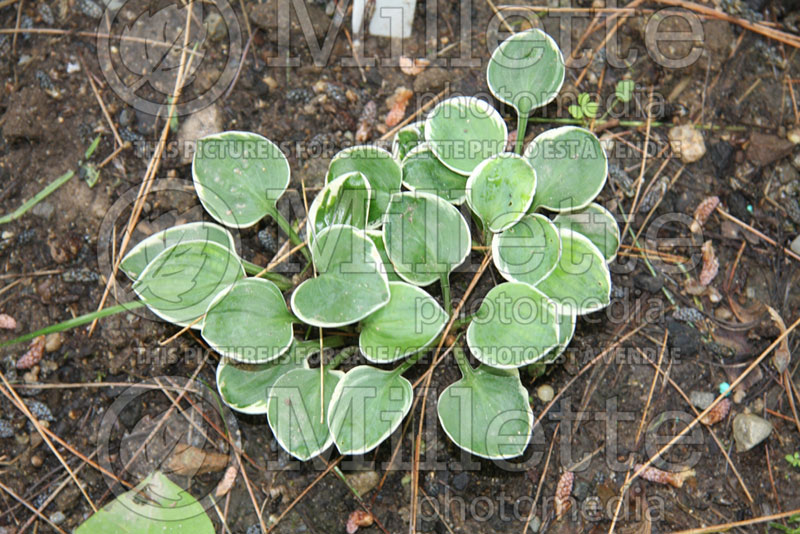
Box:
(466, 153), (537, 232)
(267, 367), (343, 461)
(366, 230), (402, 282)
(326, 146), (402, 226)
(492, 214), (561, 286)
(133, 240), (244, 328)
(75, 471), (214, 534)
(392, 121), (425, 160)
(291, 225), (390, 327)
(359, 282), (447, 363)
(487, 29), (565, 117)
(466, 282), (560, 368)
(216, 348), (308, 414)
(402, 144), (468, 205)
(327, 365), (413, 455)
(553, 203), (620, 262)
(383, 192), (471, 286)
(121, 222), (237, 281)
(535, 228), (611, 315)
(525, 126), (608, 212)
(307, 172), (371, 242)
(193, 131), (290, 228)
(202, 278), (295, 363)
(438, 358), (533, 459)
(425, 96), (508, 175)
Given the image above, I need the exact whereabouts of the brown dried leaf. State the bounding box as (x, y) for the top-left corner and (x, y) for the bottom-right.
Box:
(385, 87), (413, 127)
(554, 471), (574, 520)
(690, 196), (720, 233)
(765, 305), (791, 373)
(634, 465), (695, 488)
(399, 56), (430, 76)
(16, 336), (45, 369)
(701, 398), (731, 426)
(0, 313), (17, 330)
(699, 240), (718, 286)
(215, 464), (238, 497)
(356, 100), (376, 143)
(346, 510), (374, 534)
(166, 443), (229, 477)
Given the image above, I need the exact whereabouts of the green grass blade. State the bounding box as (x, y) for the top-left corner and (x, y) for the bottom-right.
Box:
(0, 301), (145, 348)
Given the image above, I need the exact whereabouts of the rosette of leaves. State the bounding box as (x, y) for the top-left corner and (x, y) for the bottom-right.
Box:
(116, 28), (621, 465)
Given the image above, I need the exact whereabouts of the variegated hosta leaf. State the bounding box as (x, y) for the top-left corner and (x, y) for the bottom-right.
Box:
(392, 121), (425, 160)
(192, 131), (290, 228)
(535, 228), (612, 315)
(202, 278), (295, 363)
(487, 29), (566, 116)
(366, 230), (402, 282)
(383, 192), (471, 286)
(525, 126), (608, 212)
(327, 366), (413, 455)
(437, 362), (533, 459)
(75, 472), (214, 534)
(307, 172), (371, 243)
(466, 153), (537, 233)
(132, 241), (244, 328)
(121, 221), (237, 281)
(359, 282), (447, 363)
(425, 96), (508, 175)
(466, 282), (560, 368)
(552, 203), (620, 262)
(402, 144), (468, 205)
(290, 225), (390, 327)
(492, 214), (560, 286)
(267, 367), (343, 461)
(215, 347), (308, 414)
(326, 146), (402, 226)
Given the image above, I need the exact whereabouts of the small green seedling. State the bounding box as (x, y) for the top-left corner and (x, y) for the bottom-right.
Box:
(787, 451), (800, 469)
(120, 29), (618, 462)
(568, 92), (599, 122)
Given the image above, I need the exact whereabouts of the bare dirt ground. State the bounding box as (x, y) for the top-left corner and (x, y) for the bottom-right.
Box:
(2, 0), (800, 532)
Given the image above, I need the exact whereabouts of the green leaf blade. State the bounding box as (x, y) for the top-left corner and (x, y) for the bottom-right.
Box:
(327, 366), (413, 455)
(492, 214), (561, 286)
(525, 126), (608, 212)
(267, 367), (343, 461)
(326, 146), (402, 226)
(193, 131), (290, 228)
(552, 203), (620, 262)
(535, 228), (612, 315)
(402, 144), (468, 205)
(202, 278), (295, 363)
(291, 225), (390, 327)
(383, 192), (471, 286)
(359, 282), (448, 363)
(466, 282), (560, 368)
(487, 29), (566, 117)
(307, 172), (371, 242)
(466, 153), (537, 233)
(133, 240), (244, 328)
(121, 222), (237, 281)
(425, 97), (508, 176)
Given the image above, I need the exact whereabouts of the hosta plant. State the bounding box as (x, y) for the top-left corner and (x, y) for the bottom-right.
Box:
(122, 29), (617, 461)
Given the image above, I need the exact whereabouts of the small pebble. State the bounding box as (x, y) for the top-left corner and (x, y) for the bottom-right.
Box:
(44, 332), (63, 353)
(37, 3), (55, 25)
(452, 472), (470, 491)
(669, 125), (706, 164)
(0, 419), (14, 438)
(536, 384), (554, 403)
(31, 455), (43, 467)
(689, 391), (715, 410)
(258, 229), (277, 253)
(76, 0), (103, 19)
(26, 400), (55, 422)
(49, 511), (66, 526)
